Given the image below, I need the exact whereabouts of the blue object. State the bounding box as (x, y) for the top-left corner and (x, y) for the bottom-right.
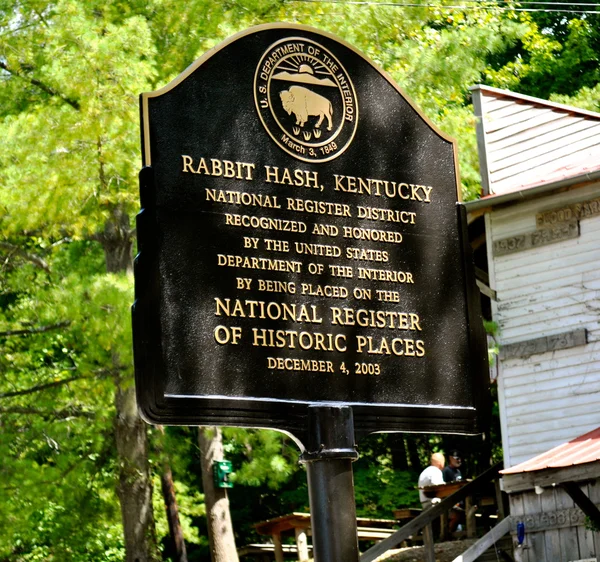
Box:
(517, 521), (525, 545)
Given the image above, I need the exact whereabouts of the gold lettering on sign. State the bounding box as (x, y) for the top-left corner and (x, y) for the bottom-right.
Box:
(357, 267), (414, 284)
(343, 226), (403, 244)
(345, 247), (389, 262)
(267, 356), (335, 373)
(357, 205), (417, 224)
(252, 329), (347, 352)
(180, 151), (442, 374)
(301, 284), (348, 298)
(259, 42), (305, 81)
(287, 197), (351, 217)
(215, 298), (322, 324)
(224, 213), (307, 233)
(206, 188), (281, 209)
(312, 223), (339, 236)
(264, 166), (321, 190)
(217, 254), (302, 273)
(264, 239), (290, 253)
(257, 279), (296, 294)
(330, 307), (422, 330)
(334, 175), (432, 203)
(294, 242), (341, 257)
(356, 335), (426, 356)
(182, 155), (255, 180)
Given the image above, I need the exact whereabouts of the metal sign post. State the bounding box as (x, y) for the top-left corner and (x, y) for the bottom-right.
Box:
(300, 406), (360, 562)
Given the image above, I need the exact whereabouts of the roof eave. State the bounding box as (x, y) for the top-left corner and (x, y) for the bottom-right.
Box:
(502, 461), (600, 494)
(470, 84), (600, 121)
(463, 170), (600, 214)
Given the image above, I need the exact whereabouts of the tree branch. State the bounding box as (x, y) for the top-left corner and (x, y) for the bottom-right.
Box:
(0, 60), (80, 110)
(0, 367), (119, 399)
(0, 241), (50, 271)
(0, 374), (84, 399)
(0, 406), (95, 419)
(0, 321), (70, 337)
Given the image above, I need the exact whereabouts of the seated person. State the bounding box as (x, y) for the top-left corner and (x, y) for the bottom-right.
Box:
(418, 453), (445, 509)
(443, 450), (464, 533)
(443, 450), (463, 483)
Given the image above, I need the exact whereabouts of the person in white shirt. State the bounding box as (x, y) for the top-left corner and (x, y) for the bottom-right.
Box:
(418, 453), (445, 508)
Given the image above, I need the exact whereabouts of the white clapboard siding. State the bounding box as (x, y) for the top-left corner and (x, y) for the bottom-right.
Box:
(488, 183), (600, 467)
(489, 119), (595, 164)
(499, 277), (600, 305)
(498, 292), (598, 319)
(489, 115), (579, 155)
(504, 354), (600, 384)
(508, 398), (600, 428)
(491, 213), (600, 343)
(491, 132), (600, 184)
(504, 366), (600, 399)
(473, 85), (600, 196)
(506, 382), (600, 414)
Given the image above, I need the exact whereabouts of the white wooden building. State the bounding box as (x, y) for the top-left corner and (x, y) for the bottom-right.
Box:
(463, 85), (600, 562)
(465, 85), (600, 469)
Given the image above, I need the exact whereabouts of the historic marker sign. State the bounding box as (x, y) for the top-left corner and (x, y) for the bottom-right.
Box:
(133, 24), (489, 437)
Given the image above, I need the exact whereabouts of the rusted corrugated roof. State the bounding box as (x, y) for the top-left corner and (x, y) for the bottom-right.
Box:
(501, 426), (600, 475)
(472, 85), (600, 198)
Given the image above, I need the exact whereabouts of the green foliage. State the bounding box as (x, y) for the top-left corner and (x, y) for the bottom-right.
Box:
(585, 515), (600, 533)
(354, 468), (420, 516)
(0, 264), (133, 559)
(2, 0), (600, 558)
(223, 428), (300, 489)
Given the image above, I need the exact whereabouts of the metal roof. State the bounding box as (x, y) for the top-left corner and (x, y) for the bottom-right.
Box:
(471, 85), (600, 199)
(501, 426), (600, 475)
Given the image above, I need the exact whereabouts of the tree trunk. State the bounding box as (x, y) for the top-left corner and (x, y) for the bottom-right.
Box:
(407, 435), (422, 470)
(198, 427), (239, 562)
(99, 207), (134, 275)
(389, 434), (409, 471)
(114, 384), (160, 562)
(157, 426), (188, 562)
(161, 465), (188, 562)
(102, 206), (159, 562)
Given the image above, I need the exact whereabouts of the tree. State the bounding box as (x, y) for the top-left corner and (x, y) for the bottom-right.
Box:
(0, 1), (159, 559)
(3, 1), (600, 559)
(198, 428), (239, 562)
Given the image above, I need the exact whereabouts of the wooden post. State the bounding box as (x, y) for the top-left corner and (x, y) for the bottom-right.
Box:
(440, 511), (448, 541)
(466, 495), (477, 538)
(423, 522), (436, 562)
(295, 527), (309, 561)
(272, 532), (285, 562)
(495, 478), (505, 520)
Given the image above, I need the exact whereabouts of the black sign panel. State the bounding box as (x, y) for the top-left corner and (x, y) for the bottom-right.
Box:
(133, 24), (489, 437)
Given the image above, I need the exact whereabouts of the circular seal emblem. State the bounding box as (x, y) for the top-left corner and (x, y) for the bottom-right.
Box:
(254, 37), (358, 163)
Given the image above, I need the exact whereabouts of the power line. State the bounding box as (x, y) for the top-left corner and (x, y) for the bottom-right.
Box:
(498, 1), (600, 5)
(288, 0), (600, 14)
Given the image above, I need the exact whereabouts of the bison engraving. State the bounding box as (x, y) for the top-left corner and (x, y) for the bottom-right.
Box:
(280, 86), (333, 131)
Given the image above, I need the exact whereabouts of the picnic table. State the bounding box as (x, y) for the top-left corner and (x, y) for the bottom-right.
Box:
(250, 512), (397, 562)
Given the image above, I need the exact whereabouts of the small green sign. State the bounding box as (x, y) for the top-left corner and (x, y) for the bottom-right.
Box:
(213, 460), (233, 489)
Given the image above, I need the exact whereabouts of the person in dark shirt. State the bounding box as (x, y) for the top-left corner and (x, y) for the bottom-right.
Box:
(443, 450), (464, 534)
(443, 450), (463, 483)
